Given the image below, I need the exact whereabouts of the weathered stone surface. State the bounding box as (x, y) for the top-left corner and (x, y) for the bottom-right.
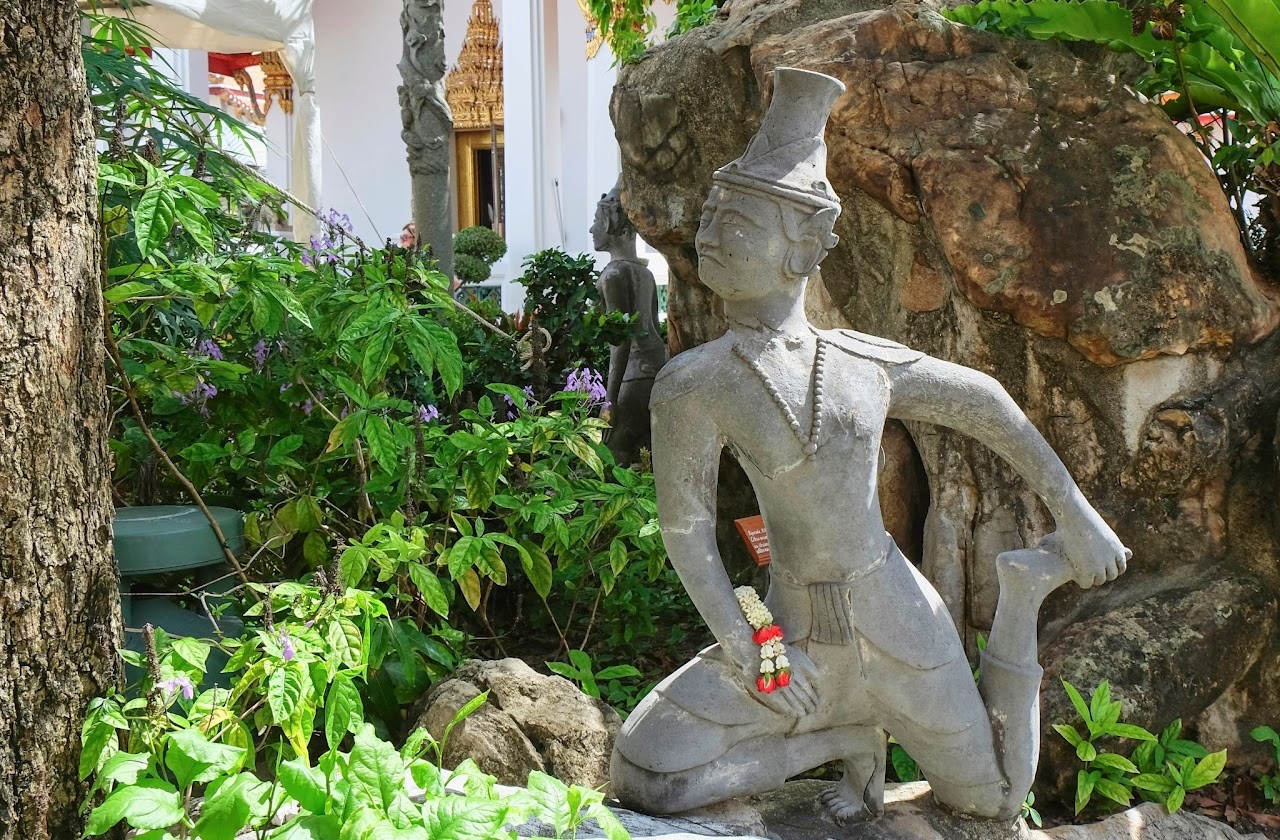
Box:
(612, 0), (1280, 802)
(652, 780), (1267, 839)
(408, 658), (621, 789)
(1039, 577), (1279, 800)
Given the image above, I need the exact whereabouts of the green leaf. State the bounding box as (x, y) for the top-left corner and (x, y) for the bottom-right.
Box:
(420, 796), (507, 840)
(608, 539), (628, 577)
(1131, 773), (1177, 793)
(1053, 723), (1083, 748)
(86, 779), (186, 833)
(339, 546), (370, 587)
(171, 636), (210, 674)
(1166, 784), (1186, 813)
(1186, 749), (1227, 790)
(362, 327), (396, 384)
(324, 673), (363, 751)
(1062, 680), (1094, 730)
(326, 618), (362, 669)
(191, 774), (252, 840)
(346, 725), (403, 812)
(1094, 777), (1133, 807)
(270, 434), (306, 461)
(1074, 770), (1097, 815)
(279, 758), (328, 814)
(1089, 682), (1112, 729)
(89, 751), (151, 794)
(363, 414), (400, 474)
(270, 814), (342, 839)
(1252, 725), (1280, 746)
(564, 434), (605, 478)
(1106, 723), (1157, 742)
(179, 442), (227, 463)
(267, 661), (307, 724)
(164, 728), (246, 789)
(339, 306), (398, 342)
(890, 744), (921, 782)
(134, 183), (178, 257)
(407, 563), (450, 618)
(1091, 752), (1139, 774)
(104, 280), (158, 304)
(259, 278), (313, 329)
(1076, 741), (1098, 762)
(174, 196), (214, 253)
(516, 541), (552, 600)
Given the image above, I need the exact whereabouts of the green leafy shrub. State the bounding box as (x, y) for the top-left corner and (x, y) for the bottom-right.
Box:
(1053, 680), (1225, 814)
(516, 249), (633, 392)
(82, 687), (632, 839)
(1251, 725), (1280, 804)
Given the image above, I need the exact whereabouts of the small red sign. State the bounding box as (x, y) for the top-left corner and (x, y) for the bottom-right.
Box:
(735, 515), (772, 567)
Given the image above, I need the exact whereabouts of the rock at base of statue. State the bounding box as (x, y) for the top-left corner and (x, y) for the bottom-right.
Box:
(583, 781), (1267, 840)
(406, 658), (621, 789)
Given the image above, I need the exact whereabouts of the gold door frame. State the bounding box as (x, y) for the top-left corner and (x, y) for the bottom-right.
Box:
(454, 128), (504, 232)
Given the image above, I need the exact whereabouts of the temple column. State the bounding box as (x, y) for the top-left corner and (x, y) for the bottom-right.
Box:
(499, 0), (550, 310)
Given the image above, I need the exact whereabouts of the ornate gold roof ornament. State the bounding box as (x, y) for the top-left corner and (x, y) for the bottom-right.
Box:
(260, 51), (294, 116)
(445, 0), (503, 131)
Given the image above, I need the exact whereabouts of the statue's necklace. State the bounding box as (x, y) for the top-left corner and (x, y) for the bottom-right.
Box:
(732, 334), (828, 460)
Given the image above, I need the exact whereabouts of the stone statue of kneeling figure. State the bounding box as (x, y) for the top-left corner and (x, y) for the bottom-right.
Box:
(609, 67), (1130, 826)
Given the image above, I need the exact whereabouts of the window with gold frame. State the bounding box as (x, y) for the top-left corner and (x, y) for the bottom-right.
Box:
(454, 128), (504, 232)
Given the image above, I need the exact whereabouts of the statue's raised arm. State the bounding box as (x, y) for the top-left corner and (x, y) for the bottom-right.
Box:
(886, 353), (1127, 589)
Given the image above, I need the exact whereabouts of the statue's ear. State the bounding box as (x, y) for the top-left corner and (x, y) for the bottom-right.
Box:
(800, 207), (840, 249)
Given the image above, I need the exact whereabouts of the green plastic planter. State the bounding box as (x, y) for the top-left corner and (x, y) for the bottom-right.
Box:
(113, 505), (246, 686)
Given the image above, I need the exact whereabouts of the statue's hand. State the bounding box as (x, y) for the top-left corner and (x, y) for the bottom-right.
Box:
(736, 643), (820, 718)
(1058, 493), (1130, 589)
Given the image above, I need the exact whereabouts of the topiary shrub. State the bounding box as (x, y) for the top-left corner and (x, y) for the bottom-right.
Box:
(453, 225), (507, 283)
(454, 251), (493, 284)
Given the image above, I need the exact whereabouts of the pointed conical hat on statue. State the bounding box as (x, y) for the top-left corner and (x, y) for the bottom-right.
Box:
(713, 67), (845, 211)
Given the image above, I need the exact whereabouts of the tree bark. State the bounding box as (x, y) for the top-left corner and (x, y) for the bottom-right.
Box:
(0, 3), (120, 837)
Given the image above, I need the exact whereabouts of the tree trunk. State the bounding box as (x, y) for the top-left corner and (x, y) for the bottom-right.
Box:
(0, 3), (120, 837)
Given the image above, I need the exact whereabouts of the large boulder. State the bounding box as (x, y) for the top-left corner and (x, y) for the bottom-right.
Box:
(611, 0), (1280, 805)
(407, 658), (622, 789)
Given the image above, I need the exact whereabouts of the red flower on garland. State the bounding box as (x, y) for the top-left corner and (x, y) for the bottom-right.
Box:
(757, 675), (777, 694)
(777, 670), (791, 688)
(752, 624), (783, 645)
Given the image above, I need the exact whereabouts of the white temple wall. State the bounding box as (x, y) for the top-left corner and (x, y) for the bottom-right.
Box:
(312, 0), (412, 245)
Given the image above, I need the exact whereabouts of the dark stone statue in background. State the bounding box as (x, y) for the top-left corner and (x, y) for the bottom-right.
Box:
(591, 181), (668, 466)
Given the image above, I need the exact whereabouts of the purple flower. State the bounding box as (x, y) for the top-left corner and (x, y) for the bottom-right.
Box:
(191, 338), (224, 361)
(158, 674), (195, 700)
(176, 378), (218, 416)
(280, 382), (290, 393)
(417, 403), (440, 424)
(301, 399), (313, 416)
(565, 367), (608, 404)
(280, 632), (295, 661)
(253, 340), (269, 370)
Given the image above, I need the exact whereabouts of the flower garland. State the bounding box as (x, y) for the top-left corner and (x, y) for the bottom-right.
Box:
(734, 586), (791, 693)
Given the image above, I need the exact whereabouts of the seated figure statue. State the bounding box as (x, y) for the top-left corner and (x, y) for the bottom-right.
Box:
(609, 67), (1130, 824)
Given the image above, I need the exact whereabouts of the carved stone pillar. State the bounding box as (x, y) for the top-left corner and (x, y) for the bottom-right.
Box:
(398, 0), (453, 275)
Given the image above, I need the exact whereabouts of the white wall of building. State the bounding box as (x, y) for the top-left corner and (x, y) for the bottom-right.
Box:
(312, 0), (412, 245)
(189, 0), (682, 308)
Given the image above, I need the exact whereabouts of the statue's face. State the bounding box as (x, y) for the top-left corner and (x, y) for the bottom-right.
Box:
(696, 186), (791, 301)
(590, 200), (610, 252)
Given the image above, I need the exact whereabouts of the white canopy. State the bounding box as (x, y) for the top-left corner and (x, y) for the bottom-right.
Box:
(100, 1), (321, 242)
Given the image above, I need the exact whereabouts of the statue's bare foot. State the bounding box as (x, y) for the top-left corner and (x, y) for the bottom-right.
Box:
(996, 540), (1074, 608)
(821, 776), (875, 825)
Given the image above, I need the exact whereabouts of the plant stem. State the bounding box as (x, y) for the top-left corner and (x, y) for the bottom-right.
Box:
(102, 299), (257, 595)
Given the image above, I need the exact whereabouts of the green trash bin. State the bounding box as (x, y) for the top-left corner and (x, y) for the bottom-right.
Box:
(114, 505), (247, 686)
